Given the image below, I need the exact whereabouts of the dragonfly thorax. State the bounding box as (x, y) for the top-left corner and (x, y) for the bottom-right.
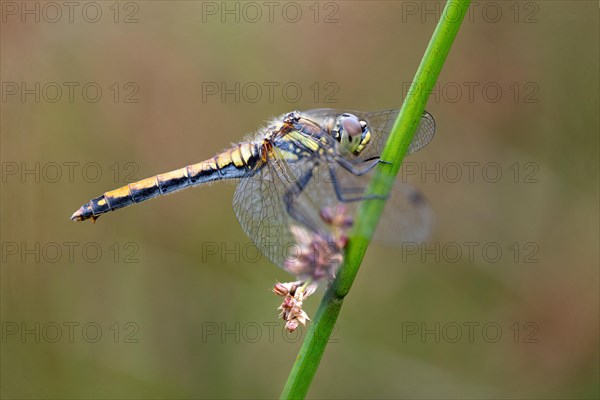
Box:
(331, 113), (371, 156)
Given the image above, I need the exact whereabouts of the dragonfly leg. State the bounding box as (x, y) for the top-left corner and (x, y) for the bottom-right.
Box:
(328, 165), (387, 203)
(363, 156), (391, 165)
(282, 168), (318, 229)
(336, 157), (383, 176)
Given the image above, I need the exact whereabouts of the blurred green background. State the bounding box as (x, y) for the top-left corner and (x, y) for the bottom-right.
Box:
(1, 1), (598, 399)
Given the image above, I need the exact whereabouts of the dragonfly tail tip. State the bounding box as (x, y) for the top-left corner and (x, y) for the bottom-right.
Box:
(70, 204), (94, 222)
(70, 210), (83, 221)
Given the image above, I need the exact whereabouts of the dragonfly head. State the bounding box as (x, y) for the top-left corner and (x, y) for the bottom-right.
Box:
(332, 113), (371, 155)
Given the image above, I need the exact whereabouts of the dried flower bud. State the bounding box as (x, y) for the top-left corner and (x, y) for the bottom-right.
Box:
(274, 281), (317, 332)
(273, 282), (289, 297)
(285, 319), (300, 332)
(295, 310), (309, 325)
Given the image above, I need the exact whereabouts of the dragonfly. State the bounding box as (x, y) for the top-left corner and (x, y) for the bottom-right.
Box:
(71, 109), (435, 280)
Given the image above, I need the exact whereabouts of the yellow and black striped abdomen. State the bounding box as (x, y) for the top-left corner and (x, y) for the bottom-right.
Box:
(71, 142), (261, 222)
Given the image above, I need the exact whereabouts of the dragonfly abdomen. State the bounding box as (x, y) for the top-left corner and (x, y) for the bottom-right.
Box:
(71, 142), (261, 222)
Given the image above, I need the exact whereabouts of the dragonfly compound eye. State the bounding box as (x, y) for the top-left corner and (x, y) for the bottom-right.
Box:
(352, 119), (371, 155)
(336, 114), (368, 154)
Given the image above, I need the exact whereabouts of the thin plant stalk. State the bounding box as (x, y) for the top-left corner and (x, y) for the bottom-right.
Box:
(280, 1), (472, 398)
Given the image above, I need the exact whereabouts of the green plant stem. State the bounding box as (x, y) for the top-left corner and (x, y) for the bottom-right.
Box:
(280, 1), (471, 399)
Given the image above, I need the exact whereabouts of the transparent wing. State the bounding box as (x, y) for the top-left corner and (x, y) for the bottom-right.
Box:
(232, 148), (335, 272)
(307, 159), (435, 246)
(303, 108), (436, 161)
(373, 183), (434, 245)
